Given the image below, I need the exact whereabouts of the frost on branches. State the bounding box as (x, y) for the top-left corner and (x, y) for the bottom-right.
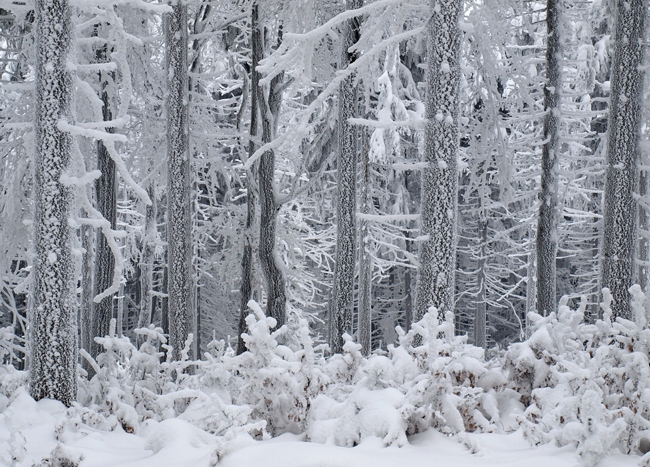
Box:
(6, 286), (650, 465)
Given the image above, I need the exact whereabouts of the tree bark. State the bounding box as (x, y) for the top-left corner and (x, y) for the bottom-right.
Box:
(640, 169), (649, 292)
(414, 0), (462, 321)
(358, 125), (371, 355)
(330, 0), (362, 353)
(475, 215), (488, 349)
(30, 0), (77, 405)
(166, 1), (193, 359)
(237, 9), (259, 354)
(80, 209), (93, 367)
(90, 41), (117, 359)
(601, 0), (646, 320)
(255, 6), (287, 328)
(137, 184), (156, 346)
(536, 0), (562, 317)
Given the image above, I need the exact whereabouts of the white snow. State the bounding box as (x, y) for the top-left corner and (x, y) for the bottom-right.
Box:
(0, 393), (638, 467)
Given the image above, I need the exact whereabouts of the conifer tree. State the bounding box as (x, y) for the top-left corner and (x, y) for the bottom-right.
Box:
(331, 0), (362, 353)
(30, 0), (77, 405)
(600, 0), (646, 320)
(414, 0), (462, 320)
(536, 0), (562, 317)
(166, 1), (193, 359)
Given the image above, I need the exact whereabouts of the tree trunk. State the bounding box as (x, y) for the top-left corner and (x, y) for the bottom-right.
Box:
(91, 41), (117, 359)
(80, 209), (93, 366)
(536, 0), (562, 317)
(137, 184), (156, 346)
(414, 0), (462, 321)
(256, 6), (287, 328)
(474, 213), (488, 348)
(358, 125), (371, 355)
(601, 0), (646, 320)
(237, 16), (258, 354)
(526, 226), (537, 336)
(166, 2), (193, 359)
(330, 0), (362, 353)
(30, 0), (77, 405)
(640, 169), (649, 291)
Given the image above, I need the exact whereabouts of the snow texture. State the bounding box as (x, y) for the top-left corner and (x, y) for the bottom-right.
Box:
(30, 0), (78, 406)
(536, 0), (562, 317)
(414, 0), (462, 320)
(331, 0), (363, 354)
(165, 2), (194, 360)
(601, 0), (646, 320)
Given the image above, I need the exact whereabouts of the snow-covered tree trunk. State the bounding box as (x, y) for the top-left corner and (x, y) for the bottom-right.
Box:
(601, 0), (646, 320)
(30, 0), (77, 405)
(137, 184), (156, 344)
(475, 215), (487, 349)
(237, 20), (258, 354)
(404, 170), (417, 333)
(91, 42), (117, 358)
(331, 0), (362, 353)
(640, 169), (649, 292)
(414, 0), (462, 321)
(165, 1), (193, 359)
(257, 16), (286, 328)
(404, 231), (413, 333)
(358, 125), (371, 356)
(80, 209), (93, 369)
(536, 0), (562, 317)
(526, 231), (537, 336)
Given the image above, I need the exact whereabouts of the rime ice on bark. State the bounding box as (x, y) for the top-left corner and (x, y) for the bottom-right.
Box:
(536, 0), (562, 317)
(80, 209), (93, 372)
(138, 184), (156, 347)
(601, 0), (646, 320)
(474, 215), (487, 349)
(358, 123), (371, 356)
(254, 4), (287, 329)
(414, 0), (462, 320)
(165, 2), (194, 360)
(30, 0), (78, 405)
(91, 40), (118, 360)
(238, 6), (260, 355)
(331, 0), (362, 354)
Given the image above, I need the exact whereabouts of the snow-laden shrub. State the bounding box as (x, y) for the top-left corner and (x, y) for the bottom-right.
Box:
(0, 325), (27, 410)
(224, 300), (328, 436)
(511, 288), (650, 465)
(74, 318), (252, 440)
(307, 308), (510, 447)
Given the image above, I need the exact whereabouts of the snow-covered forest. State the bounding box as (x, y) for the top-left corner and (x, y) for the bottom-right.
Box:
(1, 0), (650, 465)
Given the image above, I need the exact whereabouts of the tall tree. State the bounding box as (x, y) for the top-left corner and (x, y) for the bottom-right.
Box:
(137, 184), (156, 345)
(414, 0), (462, 320)
(90, 37), (118, 359)
(166, 0), (193, 359)
(330, 0), (362, 353)
(257, 11), (287, 329)
(600, 0), (646, 320)
(30, 0), (77, 405)
(358, 123), (371, 355)
(536, 0), (562, 317)
(237, 6), (259, 355)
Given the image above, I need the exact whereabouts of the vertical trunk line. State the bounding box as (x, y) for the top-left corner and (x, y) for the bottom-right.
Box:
(536, 0), (562, 317)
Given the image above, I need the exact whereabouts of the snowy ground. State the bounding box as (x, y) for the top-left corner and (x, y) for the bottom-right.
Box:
(0, 388), (639, 467)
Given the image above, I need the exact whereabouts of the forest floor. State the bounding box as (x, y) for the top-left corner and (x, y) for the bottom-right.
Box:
(0, 388), (640, 467)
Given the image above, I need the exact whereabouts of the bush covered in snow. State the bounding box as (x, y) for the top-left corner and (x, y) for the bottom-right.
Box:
(7, 292), (650, 466)
(508, 288), (650, 465)
(308, 309), (509, 447)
